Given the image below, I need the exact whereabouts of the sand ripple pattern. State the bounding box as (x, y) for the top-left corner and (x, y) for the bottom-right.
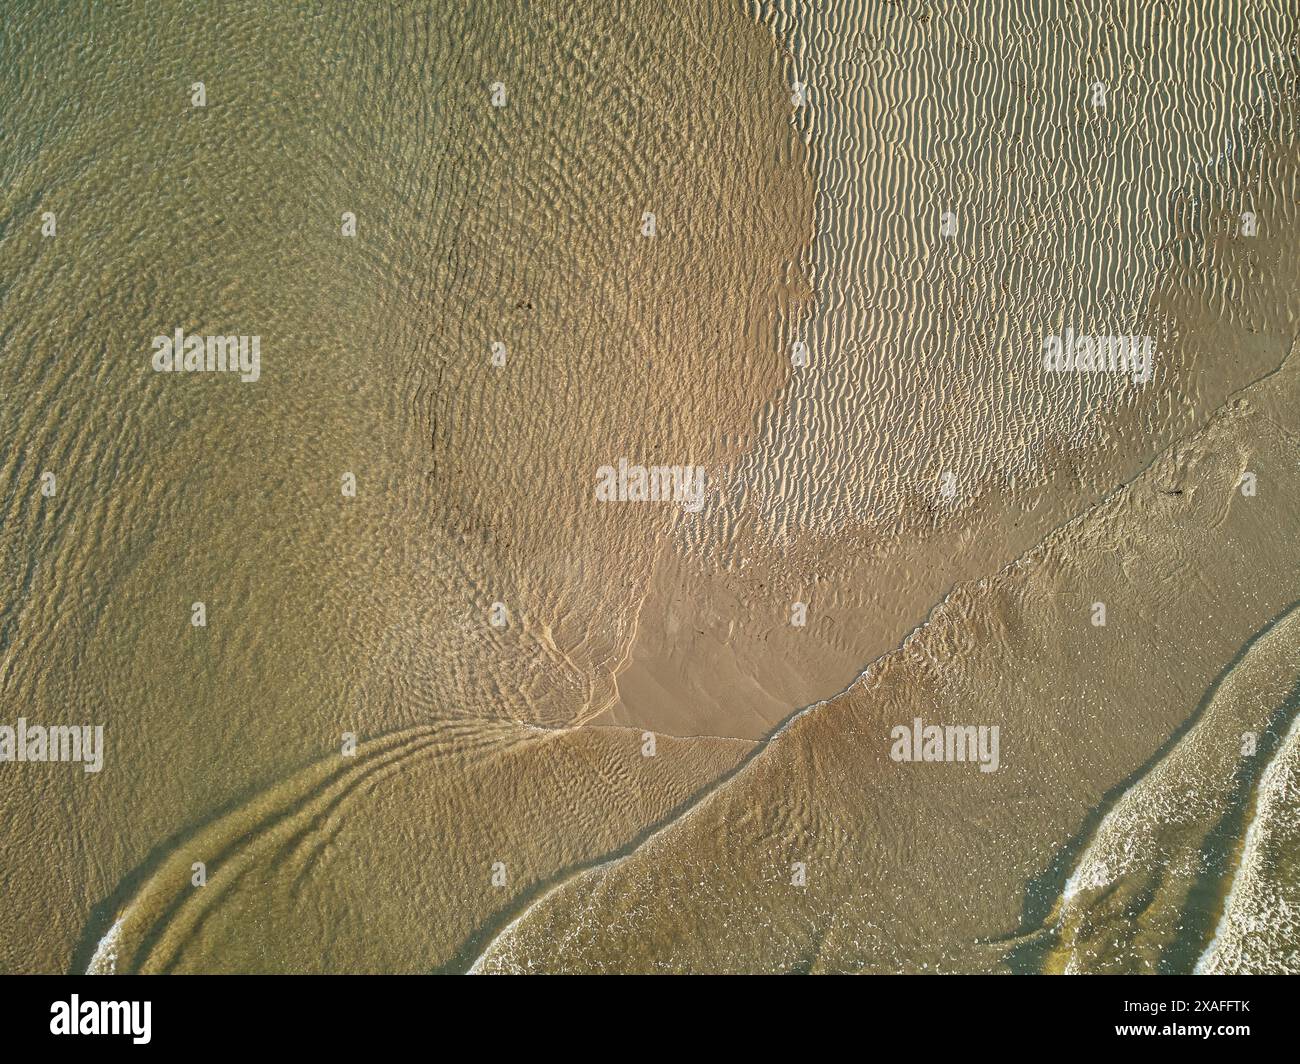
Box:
(727, 0), (1297, 536)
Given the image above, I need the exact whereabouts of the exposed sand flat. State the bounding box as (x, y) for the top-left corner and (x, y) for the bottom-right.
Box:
(741, 0), (1298, 534)
(597, 0), (1300, 740)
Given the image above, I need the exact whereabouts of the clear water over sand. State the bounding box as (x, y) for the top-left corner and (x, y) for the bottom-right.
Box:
(1, 0), (1297, 973)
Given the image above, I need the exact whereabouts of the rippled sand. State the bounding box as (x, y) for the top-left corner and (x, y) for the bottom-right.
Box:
(1, 0), (1298, 974)
(0, 0), (809, 974)
(474, 323), (1300, 973)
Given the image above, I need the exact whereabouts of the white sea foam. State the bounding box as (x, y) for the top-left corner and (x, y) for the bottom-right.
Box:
(1195, 713), (1300, 974)
(86, 916), (125, 975)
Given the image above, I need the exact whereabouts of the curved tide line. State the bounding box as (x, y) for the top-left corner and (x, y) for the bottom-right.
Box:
(1195, 712), (1300, 974)
(84, 720), (534, 974)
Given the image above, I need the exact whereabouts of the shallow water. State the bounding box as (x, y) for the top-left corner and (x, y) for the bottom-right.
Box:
(1, 0), (1297, 973)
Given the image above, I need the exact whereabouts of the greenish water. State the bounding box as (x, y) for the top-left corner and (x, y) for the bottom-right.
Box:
(1, 0), (1298, 974)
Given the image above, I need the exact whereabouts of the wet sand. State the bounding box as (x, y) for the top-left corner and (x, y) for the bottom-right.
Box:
(1, 0), (1297, 974)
